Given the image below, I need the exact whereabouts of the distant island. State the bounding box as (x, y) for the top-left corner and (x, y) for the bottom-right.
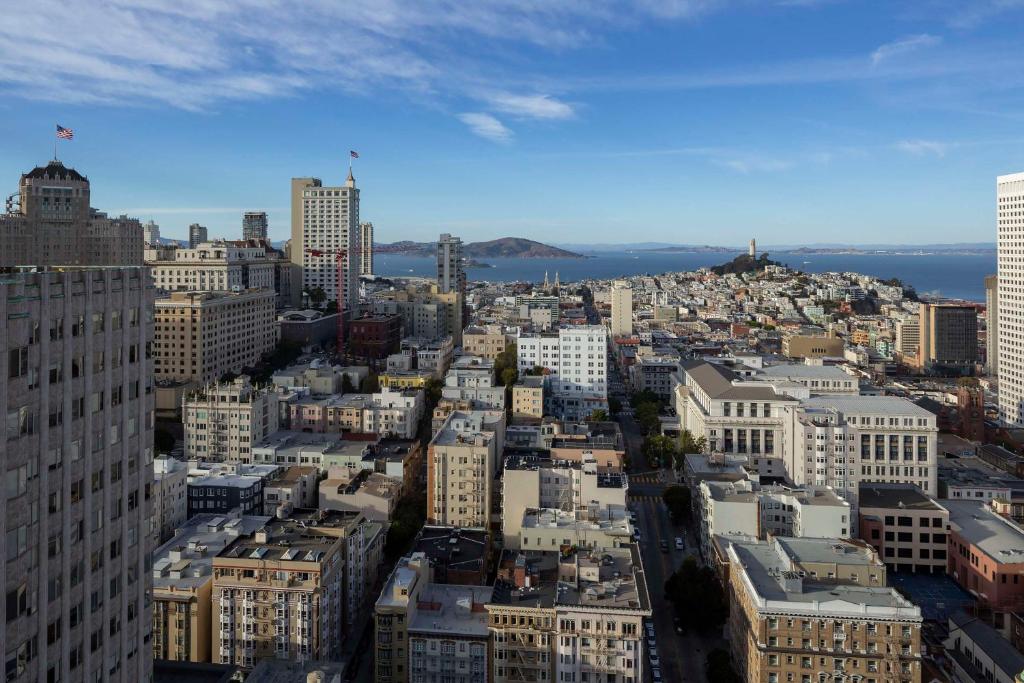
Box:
(375, 237), (582, 259)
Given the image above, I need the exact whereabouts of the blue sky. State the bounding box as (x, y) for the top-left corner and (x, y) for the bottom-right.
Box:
(3, 0), (1024, 246)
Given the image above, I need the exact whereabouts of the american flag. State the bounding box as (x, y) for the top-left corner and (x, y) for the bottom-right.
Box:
(349, 150), (359, 159)
(56, 125), (74, 140)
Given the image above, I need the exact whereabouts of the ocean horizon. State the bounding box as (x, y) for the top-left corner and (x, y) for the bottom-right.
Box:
(375, 251), (995, 303)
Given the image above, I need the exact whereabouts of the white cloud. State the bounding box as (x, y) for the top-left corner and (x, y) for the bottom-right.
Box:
(458, 112), (513, 142)
(894, 139), (948, 157)
(486, 93), (575, 120)
(713, 157), (794, 174)
(871, 34), (941, 66)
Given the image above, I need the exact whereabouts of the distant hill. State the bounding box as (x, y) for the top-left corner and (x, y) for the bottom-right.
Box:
(711, 253), (780, 276)
(375, 237), (581, 258)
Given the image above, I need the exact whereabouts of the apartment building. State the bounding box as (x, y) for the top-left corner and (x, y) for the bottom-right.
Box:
(697, 479), (851, 560)
(917, 303), (978, 374)
(441, 356), (506, 410)
(609, 280), (633, 337)
(211, 509), (382, 669)
(371, 284), (464, 346)
(153, 455), (188, 546)
(895, 317), (921, 362)
(674, 360), (799, 479)
(189, 223), (208, 248)
(152, 514), (270, 663)
(374, 553), (491, 683)
(782, 333), (845, 359)
(462, 325), (509, 360)
(145, 241), (276, 294)
(857, 484), (949, 575)
(629, 356), (678, 401)
(787, 396), (938, 505)
(489, 545), (651, 683)
(1, 268), (154, 683)
(517, 326), (608, 420)
(187, 467), (265, 518)
(242, 212), (268, 241)
(511, 376), (544, 421)
(427, 410), (505, 528)
(261, 465), (319, 517)
(436, 233), (465, 296)
(348, 313), (401, 364)
(319, 469), (402, 522)
(183, 375), (280, 463)
(986, 274), (999, 376)
(286, 389), (424, 439)
(290, 174), (360, 312)
(359, 222), (374, 276)
(501, 453), (628, 548)
(0, 160), (144, 266)
(727, 537), (922, 683)
(153, 289), (278, 385)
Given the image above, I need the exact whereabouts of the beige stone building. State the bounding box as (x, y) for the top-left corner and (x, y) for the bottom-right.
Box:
(782, 333), (845, 359)
(1, 268), (154, 683)
(154, 289), (278, 385)
(426, 411), (505, 528)
(183, 375), (280, 463)
(319, 470), (402, 522)
(145, 241), (283, 295)
(727, 536), (921, 683)
(211, 509), (383, 670)
(462, 325), (509, 360)
(917, 303), (978, 374)
(609, 280), (633, 337)
(511, 376), (544, 421)
(152, 514), (270, 662)
(0, 160), (144, 266)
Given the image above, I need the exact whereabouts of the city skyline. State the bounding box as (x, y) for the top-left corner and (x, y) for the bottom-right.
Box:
(4, 2), (1024, 244)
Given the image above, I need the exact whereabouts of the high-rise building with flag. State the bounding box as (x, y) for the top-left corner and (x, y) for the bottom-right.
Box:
(289, 167), (360, 312)
(0, 160), (143, 266)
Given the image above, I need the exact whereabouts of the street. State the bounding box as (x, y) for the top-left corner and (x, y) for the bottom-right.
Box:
(616, 383), (723, 682)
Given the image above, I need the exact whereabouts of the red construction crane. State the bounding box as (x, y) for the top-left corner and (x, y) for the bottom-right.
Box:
(305, 248), (348, 358)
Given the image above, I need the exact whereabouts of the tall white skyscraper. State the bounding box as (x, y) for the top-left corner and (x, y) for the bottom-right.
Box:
(998, 172), (1024, 424)
(359, 222), (374, 276)
(290, 169), (360, 311)
(437, 233), (464, 295)
(610, 280), (633, 337)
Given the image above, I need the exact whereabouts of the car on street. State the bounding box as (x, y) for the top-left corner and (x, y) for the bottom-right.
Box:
(649, 649), (660, 667)
(651, 667), (663, 683)
(633, 530), (642, 542)
(674, 537), (684, 550)
(659, 540), (668, 553)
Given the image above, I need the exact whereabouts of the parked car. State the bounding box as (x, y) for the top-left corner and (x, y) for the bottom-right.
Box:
(659, 540), (668, 553)
(651, 667), (663, 683)
(674, 537), (684, 550)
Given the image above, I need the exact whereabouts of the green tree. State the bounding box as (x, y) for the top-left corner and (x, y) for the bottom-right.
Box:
(664, 557), (728, 633)
(154, 428), (175, 454)
(705, 649), (741, 683)
(608, 396), (622, 415)
(500, 367), (518, 388)
(308, 287), (326, 307)
(342, 374), (356, 394)
(360, 373), (380, 393)
(642, 434), (677, 468)
(423, 377), (444, 407)
(590, 409), (609, 422)
(662, 485), (692, 524)
(677, 429), (708, 457)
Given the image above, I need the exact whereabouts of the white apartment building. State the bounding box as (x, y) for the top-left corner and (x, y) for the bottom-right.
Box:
(145, 241), (276, 293)
(696, 479), (851, 561)
(610, 280), (633, 337)
(998, 172), (1024, 424)
(183, 375), (280, 463)
(153, 289), (278, 385)
(362, 389), (425, 439)
(501, 453), (629, 548)
(290, 173), (359, 311)
(441, 356), (505, 410)
(437, 233), (465, 295)
(1, 268), (154, 683)
(427, 411), (505, 528)
(152, 455), (188, 546)
(517, 326), (608, 421)
(787, 395), (938, 506)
